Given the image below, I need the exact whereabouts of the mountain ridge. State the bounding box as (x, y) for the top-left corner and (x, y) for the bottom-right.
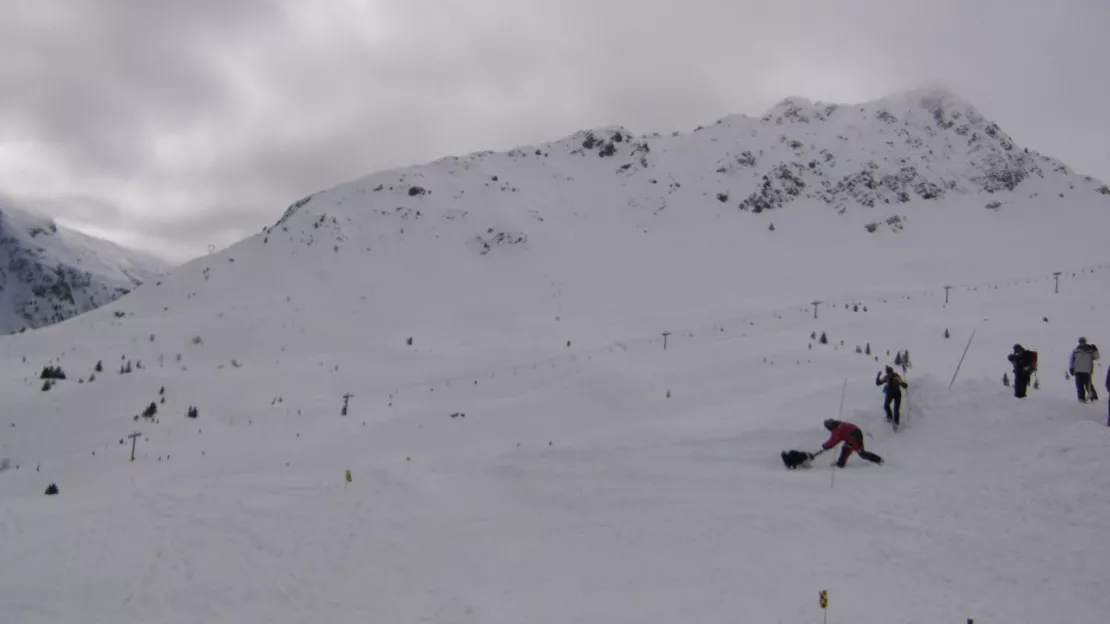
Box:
(5, 87), (1108, 377)
(274, 87), (1107, 236)
(0, 203), (171, 334)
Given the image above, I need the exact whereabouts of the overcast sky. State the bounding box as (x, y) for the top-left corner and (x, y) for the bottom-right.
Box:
(1, 0), (1107, 263)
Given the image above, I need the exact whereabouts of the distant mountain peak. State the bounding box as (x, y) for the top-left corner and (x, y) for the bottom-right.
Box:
(267, 86), (1107, 256)
(0, 203), (171, 333)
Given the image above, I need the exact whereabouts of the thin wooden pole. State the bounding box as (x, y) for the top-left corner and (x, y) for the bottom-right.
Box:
(949, 329), (976, 391)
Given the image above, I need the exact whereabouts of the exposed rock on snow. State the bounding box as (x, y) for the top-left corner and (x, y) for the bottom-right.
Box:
(0, 204), (170, 334)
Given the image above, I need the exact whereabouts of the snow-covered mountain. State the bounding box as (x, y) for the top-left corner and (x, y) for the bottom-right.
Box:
(2, 88), (1110, 623)
(0, 203), (171, 334)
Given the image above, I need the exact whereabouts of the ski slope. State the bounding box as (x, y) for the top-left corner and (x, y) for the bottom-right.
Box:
(2, 89), (1110, 623)
(2, 264), (1109, 623)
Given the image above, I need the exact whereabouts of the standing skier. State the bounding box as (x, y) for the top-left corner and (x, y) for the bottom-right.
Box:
(1008, 344), (1037, 398)
(816, 419), (883, 468)
(876, 365), (908, 429)
(1069, 337), (1100, 402)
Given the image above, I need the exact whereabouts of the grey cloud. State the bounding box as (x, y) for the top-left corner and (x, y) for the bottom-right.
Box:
(15, 191), (264, 262)
(1, 0), (1108, 262)
(0, 1), (280, 173)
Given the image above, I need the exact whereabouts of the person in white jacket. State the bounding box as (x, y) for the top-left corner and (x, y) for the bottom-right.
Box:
(1070, 337), (1100, 402)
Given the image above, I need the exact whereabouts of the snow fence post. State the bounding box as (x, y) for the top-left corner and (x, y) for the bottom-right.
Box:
(662, 331), (671, 350)
(812, 301), (821, 320)
(948, 329), (976, 391)
(128, 432), (141, 461)
(1054, 271), (1062, 294)
(944, 285), (952, 304)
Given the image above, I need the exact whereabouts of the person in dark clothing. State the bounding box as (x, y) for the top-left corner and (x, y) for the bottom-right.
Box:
(876, 366), (909, 429)
(1069, 337), (1100, 402)
(1105, 367), (1110, 426)
(1008, 344), (1036, 398)
(817, 419), (883, 468)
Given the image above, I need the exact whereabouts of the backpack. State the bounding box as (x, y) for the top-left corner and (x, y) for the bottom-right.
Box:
(1027, 351), (1038, 373)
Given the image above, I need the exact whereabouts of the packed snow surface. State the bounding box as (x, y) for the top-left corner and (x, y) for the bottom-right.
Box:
(2, 88), (1109, 623)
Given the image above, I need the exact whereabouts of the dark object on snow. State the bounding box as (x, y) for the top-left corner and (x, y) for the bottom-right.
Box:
(1008, 344), (1037, 398)
(781, 449), (814, 470)
(44, 483), (59, 496)
(142, 402), (158, 419)
(128, 432), (141, 460)
(40, 365), (66, 380)
(449, 412), (466, 418)
(1105, 368), (1110, 425)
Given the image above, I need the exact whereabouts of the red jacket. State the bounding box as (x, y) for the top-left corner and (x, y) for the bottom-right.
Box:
(822, 422), (862, 452)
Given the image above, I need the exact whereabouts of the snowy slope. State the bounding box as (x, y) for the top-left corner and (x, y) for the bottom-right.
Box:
(1, 88), (1110, 623)
(0, 202), (172, 334)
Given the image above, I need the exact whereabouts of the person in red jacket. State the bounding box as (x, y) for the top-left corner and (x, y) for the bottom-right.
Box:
(817, 419), (884, 468)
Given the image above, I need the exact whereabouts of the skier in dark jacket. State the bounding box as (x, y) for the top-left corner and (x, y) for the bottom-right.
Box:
(817, 419), (883, 468)
(1069, 337), (1100, 402)
(1008, 344), (1036, 398)
(876, 366), (908, 429)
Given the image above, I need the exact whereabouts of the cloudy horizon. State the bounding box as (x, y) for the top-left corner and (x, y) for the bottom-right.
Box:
(2, 0), (1107, 264)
